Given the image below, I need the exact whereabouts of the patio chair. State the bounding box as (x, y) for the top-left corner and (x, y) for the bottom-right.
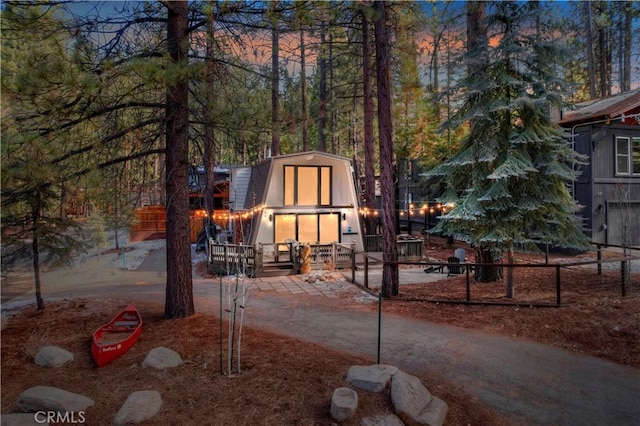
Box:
(423, 244), (445, 273)
(424, 262), (444, 274)
(446, 256), (465, 277)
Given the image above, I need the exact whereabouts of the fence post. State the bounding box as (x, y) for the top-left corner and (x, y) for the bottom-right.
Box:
(364, 256), (369, 289)
(351, 249), (356, 283)
(597, 244), (602, 275)
(224, 244), (229, 275)
(465, 266), (471, 302)
(556, 265), (561, 306)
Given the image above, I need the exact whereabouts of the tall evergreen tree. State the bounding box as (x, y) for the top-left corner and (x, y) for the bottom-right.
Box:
(1, 4), (90, 309)
(429, 2), (589, 293)
(374, 1), (399, 297)
(164, 0), (194, 319)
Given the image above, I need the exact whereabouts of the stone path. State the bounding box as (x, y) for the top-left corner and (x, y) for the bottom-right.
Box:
(248, 275), (347, 298)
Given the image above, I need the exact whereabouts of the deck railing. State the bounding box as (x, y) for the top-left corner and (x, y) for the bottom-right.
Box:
(207, 240), (355, 276)
(364, 234), (424, 261)
(208, 243), (256, 276)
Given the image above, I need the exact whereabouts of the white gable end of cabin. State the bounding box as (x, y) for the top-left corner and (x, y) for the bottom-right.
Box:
(245, 152), (364, 252)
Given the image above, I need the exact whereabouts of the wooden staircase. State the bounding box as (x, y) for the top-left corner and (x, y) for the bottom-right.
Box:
(254, 262), (297, 277)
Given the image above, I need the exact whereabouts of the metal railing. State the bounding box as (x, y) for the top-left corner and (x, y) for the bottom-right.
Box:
(348, 253), (640, 307)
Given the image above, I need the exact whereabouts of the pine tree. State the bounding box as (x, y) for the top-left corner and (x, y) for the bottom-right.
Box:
(1, 3), (89, 309)
(429, 2), (589, 294)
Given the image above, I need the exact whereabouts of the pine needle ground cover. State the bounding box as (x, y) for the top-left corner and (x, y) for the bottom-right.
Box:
(1, 299), (503, 425)
(363, 238), (640, 368)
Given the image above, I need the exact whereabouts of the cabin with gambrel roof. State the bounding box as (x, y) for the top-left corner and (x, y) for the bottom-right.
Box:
(237, 151), (365, 252)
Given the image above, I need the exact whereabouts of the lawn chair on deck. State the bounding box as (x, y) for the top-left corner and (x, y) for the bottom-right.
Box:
(446, 256), (465, 277)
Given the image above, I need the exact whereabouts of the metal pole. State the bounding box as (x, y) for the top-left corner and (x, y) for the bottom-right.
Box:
(621, 260), (628, 297)
(219, 273), (223, 374)
(377, 293), (382, 364)
(597, 244), (602, 275)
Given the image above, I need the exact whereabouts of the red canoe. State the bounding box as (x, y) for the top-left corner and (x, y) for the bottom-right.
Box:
(91, 304), (142, 367)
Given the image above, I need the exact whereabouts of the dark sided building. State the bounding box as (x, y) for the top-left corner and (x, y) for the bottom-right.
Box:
(558, 89), (640, 247)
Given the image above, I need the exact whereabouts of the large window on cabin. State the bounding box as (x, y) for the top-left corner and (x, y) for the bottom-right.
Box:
(284, 165), (332, 206)
(274, 213), (340, 245)
(615, 136), (640, 176)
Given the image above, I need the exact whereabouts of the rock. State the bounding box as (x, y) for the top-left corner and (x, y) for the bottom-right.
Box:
(361, 414), (405, 426)
(16, 386), (94, 413)
(142, 347), (182, 369)
(1, 413), (49, 425)
(346, 364), (398, 393)
(330, 387), (358, 422)
(113, 390), (162, 425)
(390, 370), (447, 426)
(34, 346), (74, 368)
(1, 312), (7, 331)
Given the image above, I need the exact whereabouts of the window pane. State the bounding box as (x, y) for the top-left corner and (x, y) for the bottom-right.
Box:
(284, 166), (295, 205)
(616, 138), (629, 175)
(319, 213), (339, 243)
(320, 167), (331, 205)
(297, 167), (318, 205)
(298, 215), (318, 244)
(617, 138), (629, 155)
(274, 214), (296, 242)
(633, 138), (640, 175)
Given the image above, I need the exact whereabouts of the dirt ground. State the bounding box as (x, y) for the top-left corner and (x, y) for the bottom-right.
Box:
(1, 238), (638, 425)
(360, 238), (640, 369)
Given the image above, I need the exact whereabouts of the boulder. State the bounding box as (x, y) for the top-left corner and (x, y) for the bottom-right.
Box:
(330, 387), (358, 422)
(1, 413), (49, 425)
(34, 346), (74, 368)
(113, 390), (162, 425)
(16, 386), (94, 413)
(361, 414), (405, 426)
(142, 347), (182, 369)
(390, 370), (447, 426)
(346, 364), (398, 393)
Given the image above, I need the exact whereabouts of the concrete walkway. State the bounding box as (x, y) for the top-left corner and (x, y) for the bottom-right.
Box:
(3, 247), (639, 426)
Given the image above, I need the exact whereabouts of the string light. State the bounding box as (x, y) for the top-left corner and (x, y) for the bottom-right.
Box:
(358, 202), (454, 217)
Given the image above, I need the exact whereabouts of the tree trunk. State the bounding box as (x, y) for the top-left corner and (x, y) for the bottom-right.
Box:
(475, 245), (503, 283)
(32, 192), (45, 310)
(597, 1), (610, 97)
(584, 2), (597, 98)
(300, 26), (308, 152)
(164, 0), (194, 319)
(329, 30), (336, 154)
(271, 14), (280, 157)
(466, 1), (486, 77)
(318, 29), (327, 152)
(375, 1), (398, 298)
(204, 5), (216, 223)
(362, 9), (376, 236)
(505, 246), (514, 298)
(622, 2), (631, 92)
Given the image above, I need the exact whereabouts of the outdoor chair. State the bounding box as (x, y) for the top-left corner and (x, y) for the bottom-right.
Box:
(446, 256), (465, 277)
(424, 262), (444, 274)
(423, 244), (445, 274)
